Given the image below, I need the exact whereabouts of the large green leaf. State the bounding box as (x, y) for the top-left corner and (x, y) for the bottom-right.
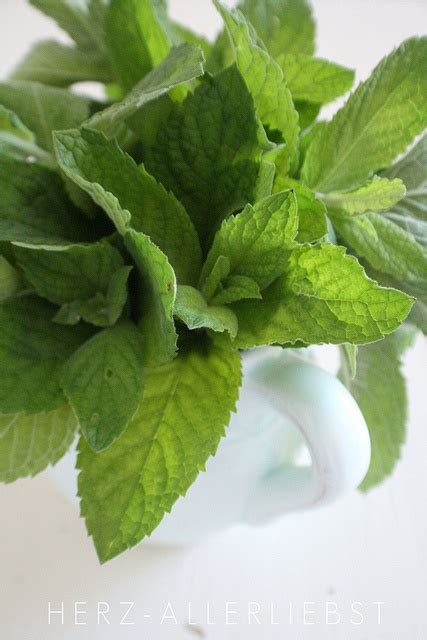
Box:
(124, 229), (177, 366)
(0, 81), (91, 152)
(0, 406), (78, 483)
(277, 54), (354, 105)
(0, 296), (92, 415)
(174, 286), (238, 338)
(77, 335), (241, 562)
(87, 44), (205, 138)
(302, 37), (427, 192)
(323, 176), (407, 216)
(340, 332), (408, 491)
(215, 1), (299, 173)
(54, 128), (201, 284)
(14, 241), (124, 305)
(381, 134), (427, 248)
(0, 158), (91, 248)
(232, 244), (413, 348)
(147, 65), (261, 244)
(11, 40), (113, 87)
(332, 212), (427, 302)
(61, 323), (145, 452)
(201, 191), (298, 293)
(239, 0), (316, 58)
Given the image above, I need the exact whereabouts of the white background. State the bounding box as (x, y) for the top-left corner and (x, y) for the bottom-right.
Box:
(0, 1), (426, 638)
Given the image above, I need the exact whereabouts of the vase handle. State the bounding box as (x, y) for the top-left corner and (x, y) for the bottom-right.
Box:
(243, 357), (371, 525)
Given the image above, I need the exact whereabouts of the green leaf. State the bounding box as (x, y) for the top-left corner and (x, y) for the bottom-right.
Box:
(277, 54), (354, 105)
(0, 106), (53, 166)
(239, 0), (316, 58)
(105, 0), (169, 91)
(323, 176), (407, 216)
(340, 332), (408, 491)
(0, 158), (91, 248)
(147, 65), (261, 244)
(124, 229), (177, 366)
(0, 296), (93, 415)
(0, 406), (78, 483)
(77, 335), (241, 562)
(30, 0), (107, 52)
(0, 81), (91, 152)
(299, 119), (326, 165)
(211, 275), (262, 306)
(89, 0), (111, 38)
(201, 191), (298, 292)
(174, 286), (238, 338)
(294, 100), (321, 130)
(14, 241), (125, 306)
(302, 37), (427, 193)
(232, 244), (413, 348)
(201, 255), (230, 302)
(215, 1), (299, 173)
(87, 44), (205, 138)
(295, 186), (328, 243)
(129, 93), (174, 149)
(0, 256), (21, 301)
(356, 261), (427, 335)
(53, 267), (133, 327)
(0, 106), (34, 143)
(54, 128), (201, 284)
(296, 193), (328, 244)
(11, 40), (113, 87)
(91, 265), (132, 326)
(381, 134), (427, 248)
(332, 212), (427, 301)
(393, 323), (418, 354)
(61, 322), (145, 452)
(54, 266), (132, 327)
(273, 179), (328, 243)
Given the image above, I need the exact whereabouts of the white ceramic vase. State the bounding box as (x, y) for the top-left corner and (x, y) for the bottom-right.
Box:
(48, 347), (371, 546)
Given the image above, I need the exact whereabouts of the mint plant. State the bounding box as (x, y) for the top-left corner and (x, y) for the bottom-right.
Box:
(0, 0), (426, 562)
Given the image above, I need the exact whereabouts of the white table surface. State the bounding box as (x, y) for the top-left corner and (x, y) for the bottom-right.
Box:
(0, 1), (426, 638)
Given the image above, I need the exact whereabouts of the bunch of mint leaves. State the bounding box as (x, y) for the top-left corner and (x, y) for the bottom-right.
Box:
(0, 0), (425, 562)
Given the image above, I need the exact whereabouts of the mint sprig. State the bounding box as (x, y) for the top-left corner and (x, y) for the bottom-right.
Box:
(0, 0), (425, 562)
(302, 37), (427, 192)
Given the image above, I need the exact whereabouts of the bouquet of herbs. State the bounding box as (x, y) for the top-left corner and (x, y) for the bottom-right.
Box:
(0, 0), (426, 562)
